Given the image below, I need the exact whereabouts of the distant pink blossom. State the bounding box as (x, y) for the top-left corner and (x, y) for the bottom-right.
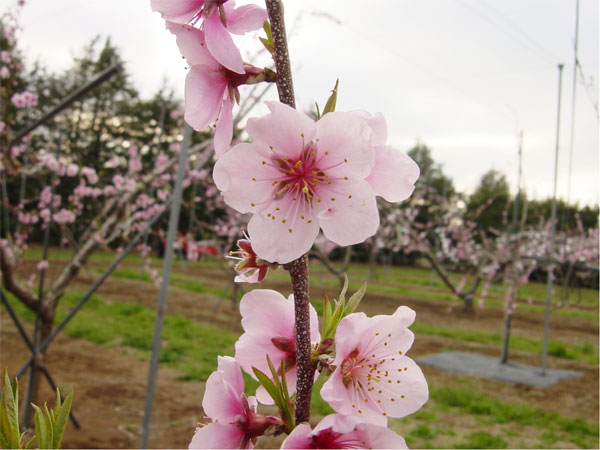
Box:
(166, 21), (262, 155)
(53, 209), (76, 224)
(189, 356), (278, 449)
(80, 167), (99, 184)
(320, 306), (428, 426)
(213, 102), (419, 264)
(11, 91), (38, 108)
(36, 260), (49, 271)
(281, 414), (407, 449)
(0, 51), (10, 63)
(234, 289), (320, 404)
(112, 174), (136, 192)
(66, 163), (79, 177)
(0, 67), (9, 78)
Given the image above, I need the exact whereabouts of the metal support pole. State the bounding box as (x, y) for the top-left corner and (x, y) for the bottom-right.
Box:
(139, 124), (191, 449)
(541, 63), (564, 375)
(565, 0), (580, 206)
(15, 195), (174, 379)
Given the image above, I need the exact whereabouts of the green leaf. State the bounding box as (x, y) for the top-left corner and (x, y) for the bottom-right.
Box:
(279, 360), (289, 401)
(260, 20), (274, 55)
(266, 355), (282, 390)
(322, 79), (339, 116)
(3, 372), (21, 448)
(252, 367), (282, 409)
(315, 102), (321, 120)
(338, 273), (349, 304)
(33, 404), (48, 449)
(321, 295), (331, 338)
(24, 434), (35, 449)
(52, 390), (73, 449)
(345, 281), (367, 315)
(43, 405), (54, 450)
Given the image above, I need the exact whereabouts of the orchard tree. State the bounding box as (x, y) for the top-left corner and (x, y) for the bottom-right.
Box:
(467, 169), (511, 233)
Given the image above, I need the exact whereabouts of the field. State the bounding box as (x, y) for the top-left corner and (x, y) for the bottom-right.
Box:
(1, 247), (598, 449)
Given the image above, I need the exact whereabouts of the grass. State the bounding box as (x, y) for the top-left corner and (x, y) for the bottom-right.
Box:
(3, 290), (237, 381)
(92, 266), (600, 366)
(430, 384), (599, 448)
(390, 383), (599, 449)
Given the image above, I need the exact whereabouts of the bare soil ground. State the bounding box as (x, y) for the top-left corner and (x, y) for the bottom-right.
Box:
(1, 258), (597, 448)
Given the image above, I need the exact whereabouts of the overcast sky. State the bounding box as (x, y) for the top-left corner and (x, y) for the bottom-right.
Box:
(3, 0), (599, 206)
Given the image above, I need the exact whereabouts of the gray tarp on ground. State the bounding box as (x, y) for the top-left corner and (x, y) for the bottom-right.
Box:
(417, 352), (581, 388)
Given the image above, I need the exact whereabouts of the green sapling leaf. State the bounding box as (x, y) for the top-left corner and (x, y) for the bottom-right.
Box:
(322, 79), (339, 116)
(252, 367), (282, 409)
(52, 389), (73, 449)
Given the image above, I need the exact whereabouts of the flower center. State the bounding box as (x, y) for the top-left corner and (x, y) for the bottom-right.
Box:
(311, 428), (344, 449)
(271, 143), (329, 204)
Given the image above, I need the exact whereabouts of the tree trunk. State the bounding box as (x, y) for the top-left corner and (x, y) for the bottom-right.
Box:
(22, 312), (54, 428)
(500, 309), (513, 363)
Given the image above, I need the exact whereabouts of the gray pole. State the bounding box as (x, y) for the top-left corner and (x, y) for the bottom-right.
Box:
(139, 124), (191, 448)
(565, 0), (580, 206)
(541, 63), (564, 375)
(139, 100), (167, 288)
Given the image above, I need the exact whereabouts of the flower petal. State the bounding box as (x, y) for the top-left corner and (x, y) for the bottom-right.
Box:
(226, 4), (268, 34)
(366, 146), (420, 202)
(377, 356), (429, 419)
(189, 423), (248, 449)
(314, 111), (374, 180)
(318, 181), (379, 247)
(247, 203), (321, 264)
(246, 102), (317, 160)
(214, 97), (234, 156)
(280, 423), (314, 449)
(202, 357), (245, 422)
(353, 422), (408, 449)
(166, 21), (218, 68)
(204, 10), (245, 74)
(212, 142), (275, 213)
(152, 0), (203, 23)
(184, 65), (226, 131)
(352, 110), (388, 146)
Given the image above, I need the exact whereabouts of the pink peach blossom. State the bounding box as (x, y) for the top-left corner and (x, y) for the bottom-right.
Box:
(281, 414), (407, 449)
(234, 289), (320, 405)
(166, 21), (262, 155)
(214, 102), (418, 264)
(189, 356), (278, 449)
(358, 111), (420, 203)
(152, 0), (266, 74)
(320, 306), (428, 426)
(229, 238), (276, 283)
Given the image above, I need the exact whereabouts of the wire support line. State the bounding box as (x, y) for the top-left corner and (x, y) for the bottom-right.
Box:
(455, 0), (558, 66)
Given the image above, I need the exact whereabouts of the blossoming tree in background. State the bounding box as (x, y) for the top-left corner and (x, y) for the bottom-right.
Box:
(150, 0), (428, 447)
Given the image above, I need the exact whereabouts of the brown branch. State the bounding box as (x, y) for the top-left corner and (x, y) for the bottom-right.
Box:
(283, 254), (313, 424)
(265, 0), (313, 424)
(265, 0), (295, 109)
